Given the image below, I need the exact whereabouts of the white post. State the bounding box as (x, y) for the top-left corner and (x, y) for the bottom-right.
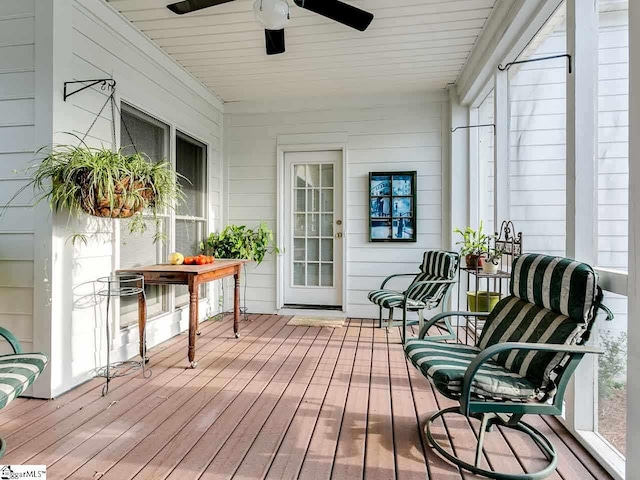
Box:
(565, 0), (599, 433)
(449, 87), (470, 244)
(626, 0), (640, 474)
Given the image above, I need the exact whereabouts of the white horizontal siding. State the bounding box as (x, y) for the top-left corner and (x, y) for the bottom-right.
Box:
(226, 93), (447, 318)
(0, 0), (35, 356)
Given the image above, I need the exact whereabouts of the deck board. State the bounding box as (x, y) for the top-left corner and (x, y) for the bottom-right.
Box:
(4, 315), (614, 480)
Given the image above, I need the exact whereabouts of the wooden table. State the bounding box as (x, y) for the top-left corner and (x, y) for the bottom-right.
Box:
(118, 259), (247, 368)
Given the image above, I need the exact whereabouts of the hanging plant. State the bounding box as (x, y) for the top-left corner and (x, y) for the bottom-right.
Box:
(4, 141), (184, 244)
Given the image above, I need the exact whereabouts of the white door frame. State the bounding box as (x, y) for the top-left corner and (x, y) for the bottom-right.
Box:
(276, 136), (348, 313)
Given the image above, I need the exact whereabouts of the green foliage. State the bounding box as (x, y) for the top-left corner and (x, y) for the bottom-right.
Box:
(598, 330), (627, 400)
(4, 141), (184, 244)
(200, 222), (279, 265)
(453, 221), (489, 256)
(485, 247), (505, 265)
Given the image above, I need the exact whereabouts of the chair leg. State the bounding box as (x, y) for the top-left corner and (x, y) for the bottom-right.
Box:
(426, 407), (558, 480)
(418, 309), (425, 335)
(379, 307), (383, 328)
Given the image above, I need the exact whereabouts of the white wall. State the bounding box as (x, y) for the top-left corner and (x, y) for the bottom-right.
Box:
(224, 93), (448, 318)
(0, 1), (38, 356)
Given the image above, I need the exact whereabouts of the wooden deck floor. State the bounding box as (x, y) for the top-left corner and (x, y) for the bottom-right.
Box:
(0, 315), (612, 480)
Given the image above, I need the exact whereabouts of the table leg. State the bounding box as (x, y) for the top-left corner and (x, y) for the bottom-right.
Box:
(138, 282), (147, 362)
(234, 268), (241, 339)
(188, 278), (199, 368)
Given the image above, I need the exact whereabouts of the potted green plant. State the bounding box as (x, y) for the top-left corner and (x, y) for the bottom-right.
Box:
(482, 247), (504, 274)
(200, 222), (279, 264)
(4, 143), (183, 243)
(454, 222), (488, 269)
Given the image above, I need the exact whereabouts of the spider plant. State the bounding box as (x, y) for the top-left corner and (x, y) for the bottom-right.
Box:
(3, 142), (185, 244)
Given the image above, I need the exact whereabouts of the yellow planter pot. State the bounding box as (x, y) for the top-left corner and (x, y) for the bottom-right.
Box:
(467, 291), (501, 313)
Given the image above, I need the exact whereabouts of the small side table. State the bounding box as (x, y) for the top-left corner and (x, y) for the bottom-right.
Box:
(96, 274), (152, 395)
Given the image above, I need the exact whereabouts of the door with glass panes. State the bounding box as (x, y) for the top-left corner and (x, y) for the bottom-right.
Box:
(284, 150), (343, 308)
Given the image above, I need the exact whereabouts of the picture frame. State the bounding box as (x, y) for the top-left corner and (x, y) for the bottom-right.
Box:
(369, 171), (417, 242)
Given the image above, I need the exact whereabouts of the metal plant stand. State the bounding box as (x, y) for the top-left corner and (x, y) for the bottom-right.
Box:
(96, 274), (151, 396)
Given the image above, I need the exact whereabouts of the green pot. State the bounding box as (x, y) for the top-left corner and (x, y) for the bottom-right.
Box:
(467, 291), (501, 312)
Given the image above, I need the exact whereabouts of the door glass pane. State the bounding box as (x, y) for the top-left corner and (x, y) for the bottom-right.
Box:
(294, 214), (306, 236)
(294, 238), (305, 261)
(321, 263), (334, 287)
(321, 214), (334, 237)
(307, 214), (319, 237)
(307, 263), (320, 287)
(295, 165), (306, 187)
(307, 238), (319, 262)
(321, 239), (333, 262)
(306, 164), (320, 187)
(321, 164), (334, 187)
(295, 190), (305, 212)
(307, 189), (320, 212)
(293, 263), (305, 286)
(321, 189), (333, 212)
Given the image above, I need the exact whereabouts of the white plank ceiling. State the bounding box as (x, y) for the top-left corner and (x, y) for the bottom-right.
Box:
(107, 0), (498, 102)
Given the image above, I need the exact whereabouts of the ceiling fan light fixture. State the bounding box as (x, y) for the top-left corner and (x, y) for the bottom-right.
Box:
(253, 0), (290, 30)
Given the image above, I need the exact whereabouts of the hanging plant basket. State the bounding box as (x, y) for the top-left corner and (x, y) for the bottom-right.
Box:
(77, 173), (155, 219)
(4, 142), (184, 242)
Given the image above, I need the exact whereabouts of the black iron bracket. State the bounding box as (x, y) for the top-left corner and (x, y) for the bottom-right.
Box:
(498, 54), (572, 74)
(450, 123), (495, 133)
(63, 79), (116, 102)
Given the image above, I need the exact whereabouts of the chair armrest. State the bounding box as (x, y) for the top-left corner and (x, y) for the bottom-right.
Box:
(418, 311), (491, 339)
(0, 327), (22, 354)
(460, 342), (603, 414)
(380, 273), (418, 290)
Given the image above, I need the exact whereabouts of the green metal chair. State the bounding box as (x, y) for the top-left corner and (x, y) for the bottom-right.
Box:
(0, 327), (48, 458)
(404, 253), (613, 480)
(368, 250), (460, 344)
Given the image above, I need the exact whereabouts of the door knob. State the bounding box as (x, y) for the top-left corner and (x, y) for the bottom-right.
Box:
(336, 220), (342, 225)
(336, 232), (343, 238)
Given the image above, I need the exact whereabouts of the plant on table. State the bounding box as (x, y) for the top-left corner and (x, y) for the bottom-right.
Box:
(453, 221), (488, 269)
(200, 222), (279, 265)
(482, 247), (504, 274)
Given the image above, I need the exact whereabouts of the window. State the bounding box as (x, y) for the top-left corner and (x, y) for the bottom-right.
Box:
(508, 4), (567, 256)
(175, 132), (208, 307)
(119, 106), (170, 327)
(595, 0), (628, 458)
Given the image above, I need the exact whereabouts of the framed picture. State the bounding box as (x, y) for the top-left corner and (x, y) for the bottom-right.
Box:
(369, 171), (417, 242)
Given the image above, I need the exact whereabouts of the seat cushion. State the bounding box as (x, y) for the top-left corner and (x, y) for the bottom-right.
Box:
(0, 353), (48, 408)
(404, 339), (538, 401)
(368, 290), (427, 309)
(511, 253), (599, 323)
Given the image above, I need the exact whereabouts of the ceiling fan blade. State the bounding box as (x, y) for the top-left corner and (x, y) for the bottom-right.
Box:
(167, 0), (235, 15)
(265, 29), (286, 55)
(293, 0), (373, 31)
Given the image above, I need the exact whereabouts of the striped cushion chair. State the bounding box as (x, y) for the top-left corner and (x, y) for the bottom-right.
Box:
(0, 327), (48, 457)
(403, 254), (612, 480)
(367, 251), (459, 343)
